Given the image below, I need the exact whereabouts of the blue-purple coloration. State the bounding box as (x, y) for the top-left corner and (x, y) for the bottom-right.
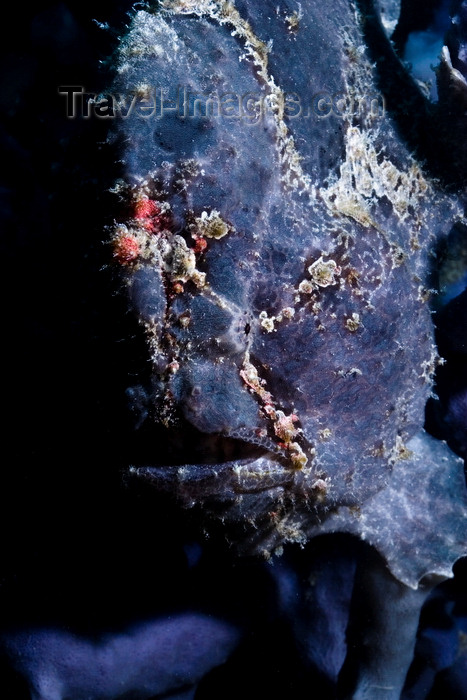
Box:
(1, 616), (241, 700)
(111, 0), (466, 588)
(1, 2), (466, 700)
(106, 2), (467, 696)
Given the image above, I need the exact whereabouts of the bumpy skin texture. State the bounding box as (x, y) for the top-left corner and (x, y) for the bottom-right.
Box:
(110, 0), (467, 588)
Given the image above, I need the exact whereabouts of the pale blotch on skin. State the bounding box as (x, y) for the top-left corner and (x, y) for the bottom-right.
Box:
(345, 312), (361, 332)
(194, 210), (231, 239)
(308, 257), (341, 287)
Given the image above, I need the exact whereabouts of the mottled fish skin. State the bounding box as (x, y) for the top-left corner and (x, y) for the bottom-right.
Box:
(110, 0), (467, 587)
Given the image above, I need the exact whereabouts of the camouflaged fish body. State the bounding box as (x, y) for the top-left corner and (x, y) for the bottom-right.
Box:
(110, 0), (467, 588)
